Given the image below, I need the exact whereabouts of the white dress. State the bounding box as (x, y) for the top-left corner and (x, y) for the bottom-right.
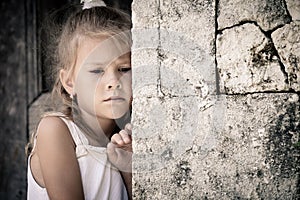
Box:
(27, 116), (128, 200)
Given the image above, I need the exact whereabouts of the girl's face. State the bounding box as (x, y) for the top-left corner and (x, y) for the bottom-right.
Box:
(73, 35), (132, 121)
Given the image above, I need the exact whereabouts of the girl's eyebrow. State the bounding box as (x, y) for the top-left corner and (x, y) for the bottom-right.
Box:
(84, 62), (107, 67)
(115, 57), (131, 65)
(85, 61), (106, 65)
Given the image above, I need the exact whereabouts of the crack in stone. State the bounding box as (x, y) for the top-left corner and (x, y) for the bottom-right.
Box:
(222, 90), (300, 96)
(217, 20), (259, 33)
(282, 0), (293, 21)
(250, 22), (291, 87)
(260, 30), (290, 86)
(215, 0), (220, 95)
(217, 20), (291, 90)
(217, 19), (290, 35)
(157, 0), (166, 97)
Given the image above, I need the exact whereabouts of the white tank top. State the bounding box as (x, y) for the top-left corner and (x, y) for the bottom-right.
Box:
(27, 116), (128, 200)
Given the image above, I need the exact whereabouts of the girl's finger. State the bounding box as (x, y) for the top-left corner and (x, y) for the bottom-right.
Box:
(119, 130), (131, 144)
(111, 133), (124, 145)
(124, 123), (132, 135)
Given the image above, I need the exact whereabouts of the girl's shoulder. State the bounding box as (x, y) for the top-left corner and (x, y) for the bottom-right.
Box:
(36, 113), (76, 150)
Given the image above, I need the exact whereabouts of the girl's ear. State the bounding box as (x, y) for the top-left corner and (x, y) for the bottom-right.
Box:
(59, 69), (74, 95)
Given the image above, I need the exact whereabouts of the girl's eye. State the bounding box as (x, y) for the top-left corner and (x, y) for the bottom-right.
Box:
(89, 69), (104, 74)
(118, 67), (131, 73)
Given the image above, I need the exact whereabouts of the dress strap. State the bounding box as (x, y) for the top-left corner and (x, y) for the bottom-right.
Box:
(59, 117), (89, 146)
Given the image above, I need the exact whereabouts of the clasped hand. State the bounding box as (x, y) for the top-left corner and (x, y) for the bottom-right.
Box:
(107, 123), (132, 172)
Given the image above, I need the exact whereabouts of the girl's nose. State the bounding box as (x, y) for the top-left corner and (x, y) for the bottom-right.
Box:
(107, 83), (121, 90)
(105, 71), (122, 90)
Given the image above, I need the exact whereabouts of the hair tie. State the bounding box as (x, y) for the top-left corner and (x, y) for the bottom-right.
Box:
(81, 0), (106, 10)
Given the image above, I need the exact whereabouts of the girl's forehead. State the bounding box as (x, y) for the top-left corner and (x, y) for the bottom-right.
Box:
(73, 35), (131, 74)
(78, 36), (131, 65)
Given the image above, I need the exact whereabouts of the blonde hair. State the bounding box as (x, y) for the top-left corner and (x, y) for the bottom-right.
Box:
(26, 5), (132, 156)
(52, 5), (131, 116)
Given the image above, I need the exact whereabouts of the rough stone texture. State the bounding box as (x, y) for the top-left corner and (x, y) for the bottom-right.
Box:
(132, 0), (300, 199)
(286, 0), (300, 21)
(133, 94), (300, 199)
(218, 0), (291, 31)
(272, 21), (300, 92)
(133, 0), (216, 198)
(158, 0), (216, 95)
(132, 0), (216, 99)
(132, 0), (159, 29)
(217, 23), (288, 94)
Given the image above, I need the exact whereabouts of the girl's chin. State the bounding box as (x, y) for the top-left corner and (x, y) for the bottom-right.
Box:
(97, 111), (129, 120)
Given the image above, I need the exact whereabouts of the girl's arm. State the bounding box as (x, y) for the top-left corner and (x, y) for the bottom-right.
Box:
(120, 171), (132, 200)
(35, 116), (84, 200)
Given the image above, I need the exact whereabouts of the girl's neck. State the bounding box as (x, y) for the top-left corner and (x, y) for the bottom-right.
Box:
(75, 110), (116, 147)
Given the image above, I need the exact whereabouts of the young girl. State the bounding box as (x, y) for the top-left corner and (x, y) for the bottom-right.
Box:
(26, 1), (133, 199)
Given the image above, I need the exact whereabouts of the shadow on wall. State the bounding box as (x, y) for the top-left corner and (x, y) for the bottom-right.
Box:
(264, 95), (300, 198)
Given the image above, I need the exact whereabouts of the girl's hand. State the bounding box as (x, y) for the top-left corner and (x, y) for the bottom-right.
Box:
(107, 123), (132, 172)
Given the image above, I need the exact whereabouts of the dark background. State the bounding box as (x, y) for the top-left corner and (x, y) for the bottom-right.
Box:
(0, 0), (132, 199)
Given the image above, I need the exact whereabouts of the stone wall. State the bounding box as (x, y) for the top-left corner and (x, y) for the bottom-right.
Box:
(131, 0), (299, 199)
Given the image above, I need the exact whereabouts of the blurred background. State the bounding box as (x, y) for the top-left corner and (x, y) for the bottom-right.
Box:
(0, 0), (132, 199)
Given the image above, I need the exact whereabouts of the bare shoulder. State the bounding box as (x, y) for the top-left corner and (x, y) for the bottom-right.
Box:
(36, 116), (75, 150)
(33, 116), (84, 199)
(38, 116), (68, 132)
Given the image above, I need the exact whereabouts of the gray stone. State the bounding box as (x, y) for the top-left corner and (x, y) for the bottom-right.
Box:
(132, 0), (216, 99)
(217, 23), (288, 94)
(159, 0), (215, 53)
(158, 0), (216, 90)
(218, 0), (291, 31)
(272, 21), (300, 91)
(133, 93), (300, 199)
(286, 0), (300, 21)
(132, 0), (159, 29)
(131, 0), (299, 199)
(132, 49), (160, 98)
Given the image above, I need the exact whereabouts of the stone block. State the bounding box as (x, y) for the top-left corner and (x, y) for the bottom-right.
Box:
(159, 0), (215, 56)
(132, 0), (216, 97)
(132, 49), (160, 98)
(159, 50), (214, 97)
(218, 0), (290, 31)
(132, 93), (300, 199)
(132, 95), (219, 172)
(272, 21), (300, 91)
(132, 0), (159, 29)
(217, 23), (288, 94)
(286, 0), (300, 21)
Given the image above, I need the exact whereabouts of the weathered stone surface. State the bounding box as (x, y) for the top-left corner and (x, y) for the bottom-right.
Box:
(132, 0), (299, 199)
(272, 21), (300, 91)
(158, 0), (216, 95)
(218, 0), (291, 31)
(217, 23), (288, 94)
(132, 95), (218, 166)
(159, 51), (213, 98)
(159, 0), (215, 53)
(286, 0), (300, 21)
(133, 93), (300, 199)
(132, 0), (216, 98)
(132, 49), (160, 98)
(132, 0), (159, 29)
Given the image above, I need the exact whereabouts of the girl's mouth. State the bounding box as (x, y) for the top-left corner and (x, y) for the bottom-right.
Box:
(104, 96), (125, 102)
